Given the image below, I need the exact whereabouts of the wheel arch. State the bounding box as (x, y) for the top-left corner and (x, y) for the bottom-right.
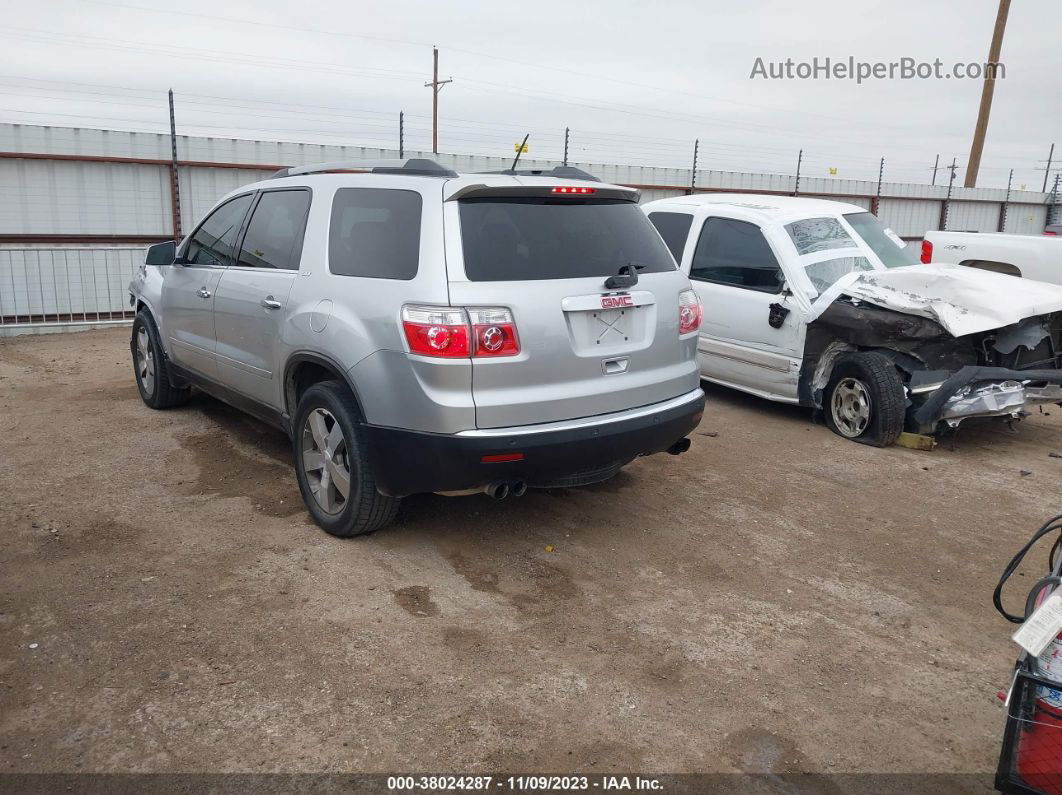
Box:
(283, 351), (366, 426)
(960, 259), (1022, 277)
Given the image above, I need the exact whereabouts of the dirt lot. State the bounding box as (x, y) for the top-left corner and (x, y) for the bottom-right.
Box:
(1, 327), (1061, 780)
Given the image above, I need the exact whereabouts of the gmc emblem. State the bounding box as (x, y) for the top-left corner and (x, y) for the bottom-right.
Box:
(601, 295), (634, 309)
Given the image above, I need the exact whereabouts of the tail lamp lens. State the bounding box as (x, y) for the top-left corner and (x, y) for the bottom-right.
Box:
(678, 289), (702, 335)
(401, 306), (470, 357)
(920, 239), (933, 264)
(551, 186), (595, 194)
(468, 308), (520, 357)
(401, 305), (520, 358)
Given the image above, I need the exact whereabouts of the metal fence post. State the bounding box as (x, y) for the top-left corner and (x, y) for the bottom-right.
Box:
(999, 168), (1013, 231)
(872, 157), (884, 215)
(689, 139), (699, 195)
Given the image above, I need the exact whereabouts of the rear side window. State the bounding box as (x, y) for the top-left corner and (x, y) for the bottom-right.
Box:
(458, 198), (675, 281)
(186, 194), (253, 267)
(329, 188), (422, 280)
(647, 211), (693, 263)
(690, 217), (784, 292)
(236, 190), (311, 270)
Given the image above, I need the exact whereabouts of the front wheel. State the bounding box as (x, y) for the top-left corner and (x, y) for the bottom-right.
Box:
(131, 312), (191, 409)
(824, 352), (905, 447)
(292, 380), (399, 537)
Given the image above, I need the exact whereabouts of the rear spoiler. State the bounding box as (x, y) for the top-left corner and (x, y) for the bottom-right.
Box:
(445, 184), (640, 202)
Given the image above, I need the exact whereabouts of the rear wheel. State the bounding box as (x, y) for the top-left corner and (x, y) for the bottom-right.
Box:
(824, 352), (905, 447)
(131, 311), (191, 409)
(292, 380), (399, 537)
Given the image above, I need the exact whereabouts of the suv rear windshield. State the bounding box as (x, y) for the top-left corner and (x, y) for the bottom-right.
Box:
(458, 198), (675, 281)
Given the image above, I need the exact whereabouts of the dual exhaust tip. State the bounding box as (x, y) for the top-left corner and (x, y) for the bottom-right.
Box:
(484, 480), (528, 500)
(483, 437), (692, 500)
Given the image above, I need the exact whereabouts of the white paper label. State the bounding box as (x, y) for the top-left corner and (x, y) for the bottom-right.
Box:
(1013, 592), (1062, 656)
(883, 228), (905, 248)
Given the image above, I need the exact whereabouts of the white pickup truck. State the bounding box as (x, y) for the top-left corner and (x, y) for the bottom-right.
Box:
(921, 230), (1062, 283)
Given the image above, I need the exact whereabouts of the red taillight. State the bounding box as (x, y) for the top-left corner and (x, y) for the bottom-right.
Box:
(468, 308), (520, 357)
(1046, 230), (1058, 236)
(678, 289), (702, 335)
(401, 305), (520, 359)
(401, 306), (470, 358)
(920, 239), (933, 264)
(551, 186), (595, 194)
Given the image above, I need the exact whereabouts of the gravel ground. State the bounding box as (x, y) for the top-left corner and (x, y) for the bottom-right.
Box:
(1, 327), (1061, 780)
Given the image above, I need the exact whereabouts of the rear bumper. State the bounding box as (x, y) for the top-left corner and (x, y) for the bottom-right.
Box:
(363, 388), (706, 497)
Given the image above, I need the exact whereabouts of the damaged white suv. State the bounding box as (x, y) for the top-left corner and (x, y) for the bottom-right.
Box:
(645, 195), (1062, 446)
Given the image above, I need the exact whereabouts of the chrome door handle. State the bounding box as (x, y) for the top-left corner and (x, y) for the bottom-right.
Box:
(261, 296), (282, 310)
(197, 287), (212, 299)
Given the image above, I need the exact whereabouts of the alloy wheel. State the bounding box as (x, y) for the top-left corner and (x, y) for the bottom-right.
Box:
(300, 408), (351, 515)
(831, 377), (872, 438)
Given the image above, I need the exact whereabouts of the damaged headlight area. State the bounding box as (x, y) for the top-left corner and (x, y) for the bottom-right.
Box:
(941, 381), (1034, 425)
(911, 368), (1062, 433)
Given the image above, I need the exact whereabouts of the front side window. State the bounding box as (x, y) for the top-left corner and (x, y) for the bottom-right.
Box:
(185, 194), (253, 267)
(648, 211), (694, 263)
(689, 217), (784, 292)
(458, 198), (675, 281)
(236, 190), (311, 270)
(329, 188), (422, 280)
(844, 211), (919, 267)
(804, 256), (875, 293)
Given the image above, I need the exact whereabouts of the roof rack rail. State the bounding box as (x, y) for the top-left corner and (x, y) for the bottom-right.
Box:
(269, 158), (458, 179)
(476, 166), (601, 182)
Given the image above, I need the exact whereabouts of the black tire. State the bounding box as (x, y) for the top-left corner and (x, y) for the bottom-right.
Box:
(823, 352), (905, 447)
(131, 311), (191, 409)
(292, 380), (399, 537)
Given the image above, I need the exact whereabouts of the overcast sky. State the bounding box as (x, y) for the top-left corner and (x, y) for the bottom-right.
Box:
(3, 0), (1060, 189)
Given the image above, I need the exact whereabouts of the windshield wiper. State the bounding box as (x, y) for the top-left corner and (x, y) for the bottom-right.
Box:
(604, 263), (646, 290)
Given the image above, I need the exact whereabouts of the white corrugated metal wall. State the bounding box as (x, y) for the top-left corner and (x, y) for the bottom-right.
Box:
(2, 122), (1059, 331)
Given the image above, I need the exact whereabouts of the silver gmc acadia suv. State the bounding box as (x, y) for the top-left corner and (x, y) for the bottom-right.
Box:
(128, 159), (705, 536)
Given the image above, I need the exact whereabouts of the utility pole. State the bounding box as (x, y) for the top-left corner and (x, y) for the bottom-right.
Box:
(793, 149), (803, 196)
(167, 88), (182, 239)
(689, 139), (699, 194)
(941, 157), (959, 229)
(964, 0), (1011, 187)
(1043, 143), (1055, 192)
(424, 47), (453, 155)
(931, 154), (940, 186)
(399, 111), (404, 158)
(999, 168), (1013, 231)
(562, 127), (570, 166)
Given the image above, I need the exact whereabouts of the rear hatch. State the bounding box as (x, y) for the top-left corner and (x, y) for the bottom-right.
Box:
(443, 181), (698, 428)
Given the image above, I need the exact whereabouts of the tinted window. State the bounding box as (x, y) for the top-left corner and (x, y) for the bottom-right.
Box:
(459, 199), (674, 282)
(186, 194), (253, 267)
(329, 188), (422, 280)
(690, 217), (784, 291)
(648, 211), (694, 263)
(844, 211), (919, 267)
(236, 190), (311, 270)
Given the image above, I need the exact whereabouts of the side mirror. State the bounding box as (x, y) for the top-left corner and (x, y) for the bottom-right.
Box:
(145, 240), (177, 266)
